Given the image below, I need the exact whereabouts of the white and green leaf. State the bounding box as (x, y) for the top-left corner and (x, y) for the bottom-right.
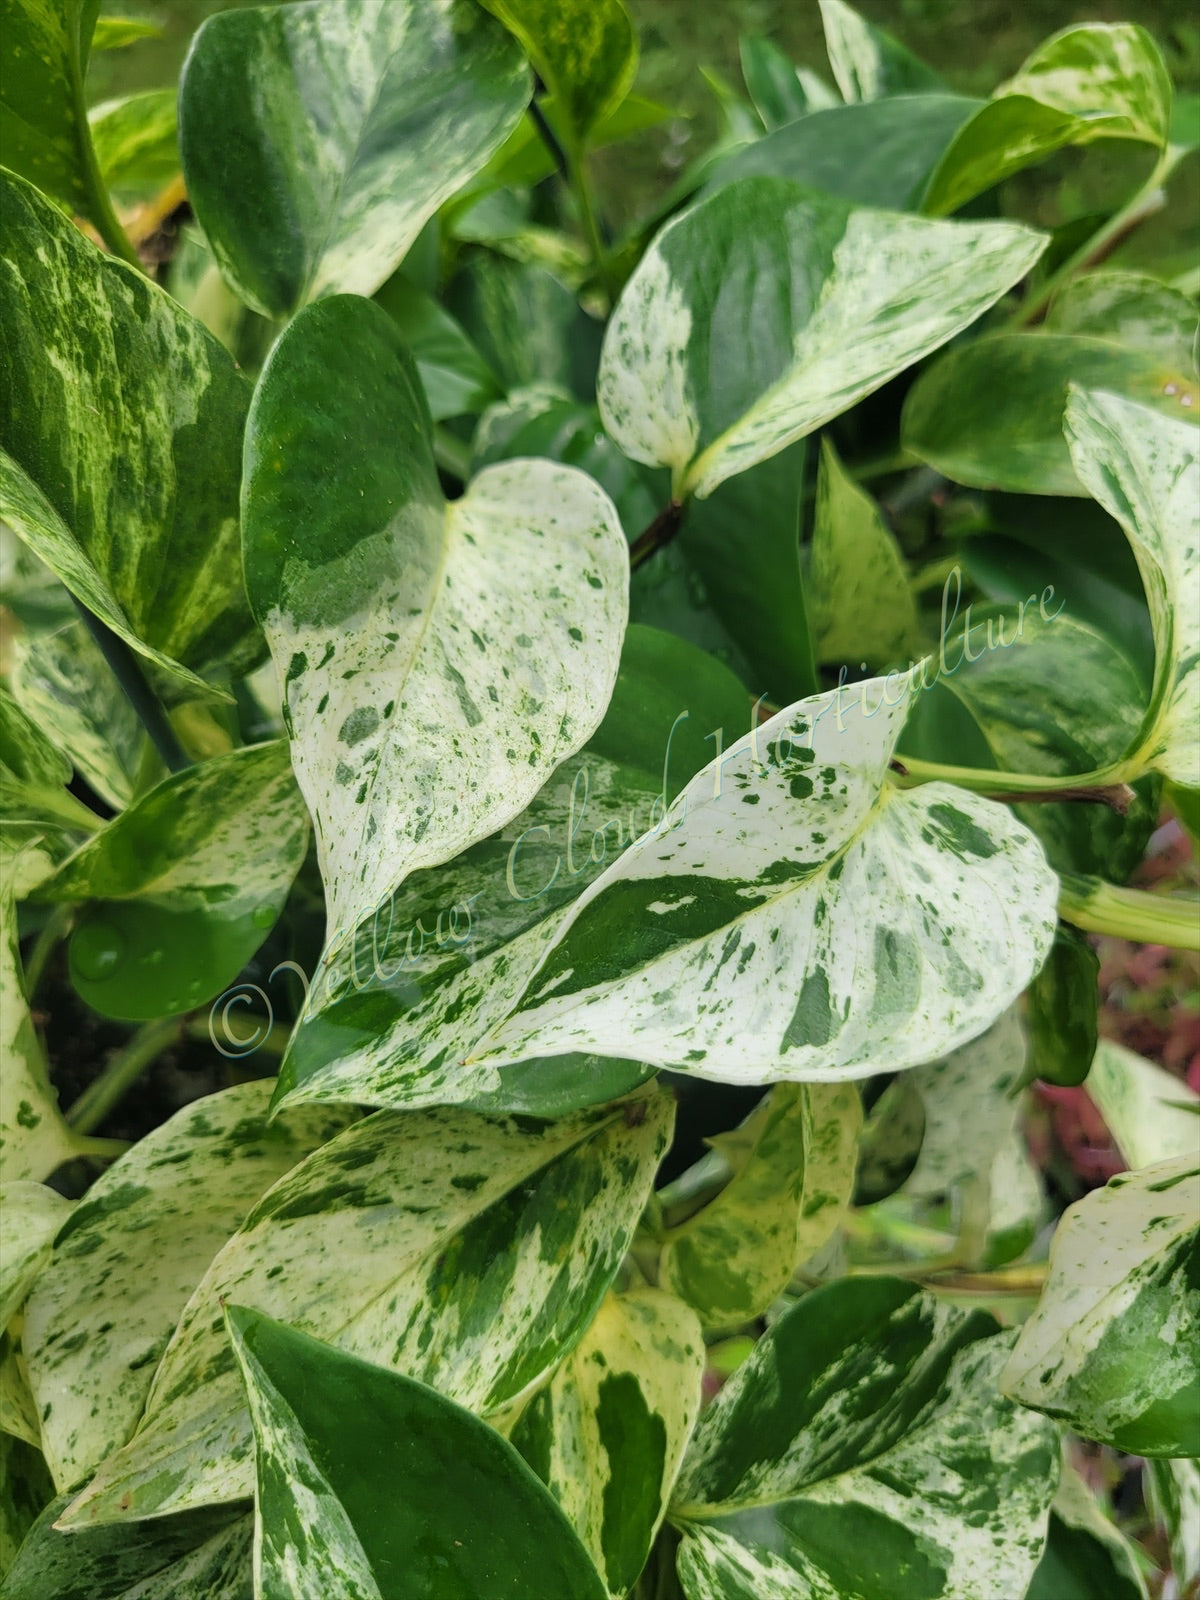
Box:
(1085, 1038), (1200, 1170)
(817, 0), (941, 103)
(0, 1182), (71, 1330)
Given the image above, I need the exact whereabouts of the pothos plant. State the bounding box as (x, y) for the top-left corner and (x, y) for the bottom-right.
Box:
(0, 0), (1197, 1596)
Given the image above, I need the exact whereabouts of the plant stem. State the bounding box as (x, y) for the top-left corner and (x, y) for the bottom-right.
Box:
(894, 753), (1127, 798)
(73, 601), (191, 773)
(1057, 873), (1200, 951)
(23, 904), (74, 1000)
(527, 97), (614, 297)
(433, 426), (471, 483)
(66, 1015), (182, 1135)
(68, 39), (142, 271)
(72, 1134), (132, 1162)
(630, 501), (685, 569)
(182, 1015), (292, 1057)
(1010, 144), (1180, 329)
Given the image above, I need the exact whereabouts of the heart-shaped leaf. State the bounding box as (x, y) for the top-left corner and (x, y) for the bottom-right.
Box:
(35, 743), (309, 1022)
(22, 1081), (349, 1494)
(243, 294), (628, 945)
(61, 1094), (673, 1524)
(229, 1306), (607, 1600)
(179, 0), (529, 318)
(511, 1288), (704, 1598)
(0, 171), (259, 694)
(597, 176), (1045, 499)
(1001, 1154), (1200, 1457)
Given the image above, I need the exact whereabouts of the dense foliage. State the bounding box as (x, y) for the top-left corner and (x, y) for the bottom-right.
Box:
(0, 2), (1197, 1596)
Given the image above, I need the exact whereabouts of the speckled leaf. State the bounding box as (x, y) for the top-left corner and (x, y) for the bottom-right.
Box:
(1064, 388), (1200, 787)
(922, 25), (1172, 216)
(476, 677), (1058, 1083)
(272, 627), (747, 1114)
(228, 1307), (606, 1600)
(598, 177), (1045, 499)
(0, 1314), (40, 1448)
(1001, 1154), (1200, 1456)
(817, 0), (941, 102)
(0, 171), (259, 692)
(1147, 1457), (1200, 1587)
(1085, 1039), (1200, 1170)
(902, 332), (1197, 496)
(809, 438), (916, 669)
(0, 1183), (71, 1329)
(478, 0), (635, 149)
(1026, 1461), (1150, 1600)
(61, 1094), (674, 1524)
(0, 686), (99, 833)
(511, 1289), (703, 1597)
(671, 1278), (1059, 1600)
(1046, 271), (1199, 372)
(22, 1081), (349, 1493)
(89, 89), (179, 194)
(11, 620), (142, 811)
(0, 0), (101, 217)
(179, 0), (529, 318)
(903, 1009), (1042, 1265)
(659, 1084), (861, 1327)
(2, 1497), (253, 1600)
(34, 743), (309, 1021)
(0, 841), (78, 1185)
(243, 293), (626, 946)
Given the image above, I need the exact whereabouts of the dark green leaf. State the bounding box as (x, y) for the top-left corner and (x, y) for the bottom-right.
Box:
(1026, 925), (1099, 1087)
(0, 0), (100, 217)
(373, 270), (502, 421)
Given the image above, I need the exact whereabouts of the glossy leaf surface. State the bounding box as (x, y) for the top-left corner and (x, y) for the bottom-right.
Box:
(478, 0), (636, 149)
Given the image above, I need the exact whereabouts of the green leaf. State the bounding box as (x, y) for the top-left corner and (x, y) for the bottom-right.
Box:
(1, 1497), (252, 1599)
(0, 685), (98, 833)
(447, 253), (603, 399)
(1046, 271), (1199, 372)
(922, 24), (1173, 216)
(1026, 1461), (1151, 1600)
(510, 1288), (705, 1597)
(1026, 925), (1100, 1087)
(11, 620), (142, 811)
(810, 437), (916, 668)
(34, 743), (309, 1022)
(474, 679), (1058, 1084)
(739, 35), (838, 130)
(243, 293), (627, 945)
(228, 1306), (607, 1600)
(1146, 1457), (1200, 1588)
(88, 89), (178, 194)
(373, 270), (502, 422)
(659, 1084), (860, 1327)
(902, 332), (1196, 496)
(671, 1277), (1059, 1599)
(478, 0), (635, 151)
(853, 1073), (926, 1205)
(817, 0), (942, 102)
(598, 177), (1045, 499)
(1085, 1038), (1200, 1170)
(0, 0), (101, 218)
(1065, 387), (1200, 787)
(22, 1080), (349, 1493)
(0, 170), (259, 693)
(91, 16), (161, 50)
(178, 0), (529, 319)
(709, 95), (982, 213)
(0, 1432), (54, 1581)
(272, 626), (749, 1114)
(61, 1094), (673, 1524)
(1002, 1154), (1200, 1456)
(0, 1182), (71, 1327)
(0, 839), (78, 1185)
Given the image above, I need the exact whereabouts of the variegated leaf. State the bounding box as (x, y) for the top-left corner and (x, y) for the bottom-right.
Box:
(1147, 1456), (1200, 1587)
(0, 1314), (40, 1448)
(243, 293), (627, 945)
(1001, 1153), (1200, 1457)
(922, 24), (1174, 216)
(88, 89), (179, 195)
(2, 1496), (253, 1600)
(61, 1094), (673, 1524)
(672, 1278), (1059, 1600)
(11, 620), (142, 811)
(0, 0), (101, 217)
(809, 437), (917, 668)
(0, 171), (259, 693)
(659, 1084), (861, 1327)
(0, 1182), (71, 1328)
(476, 678), (1058, 1083)
(817, 0), (941, 102)
(34, 743), (310, 1022)
(229, 1307), (607, 1600)
(1086, 1038), (1200, 1170)
(511, 1288), (703, 1596)
(0, 841), (78, 1185)
(1026, 1459), (1150, 1600)
(1064, 387), (1200, 788)
(1046, 271), (1200, 372)
(597, 176), (1045, 499)
(0, 1431), (53, 1580)
(23, 1081), (350, 1493)
(179, 0), (529, 318)
(0, 686), (99, 834)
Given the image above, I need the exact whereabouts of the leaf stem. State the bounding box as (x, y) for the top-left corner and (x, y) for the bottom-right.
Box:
(432, 426), (471, 483)
(1057, 873), (1200, 951)
(23, 904), (74, 1001)
(893, 754), (1128, 798)
(72, 601), (191, 773)
(1009, 143), (1180, 329)
(68, 37), (142, 271)
(66, 1015), (182, 1135)
(630, 501), (685, 569)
